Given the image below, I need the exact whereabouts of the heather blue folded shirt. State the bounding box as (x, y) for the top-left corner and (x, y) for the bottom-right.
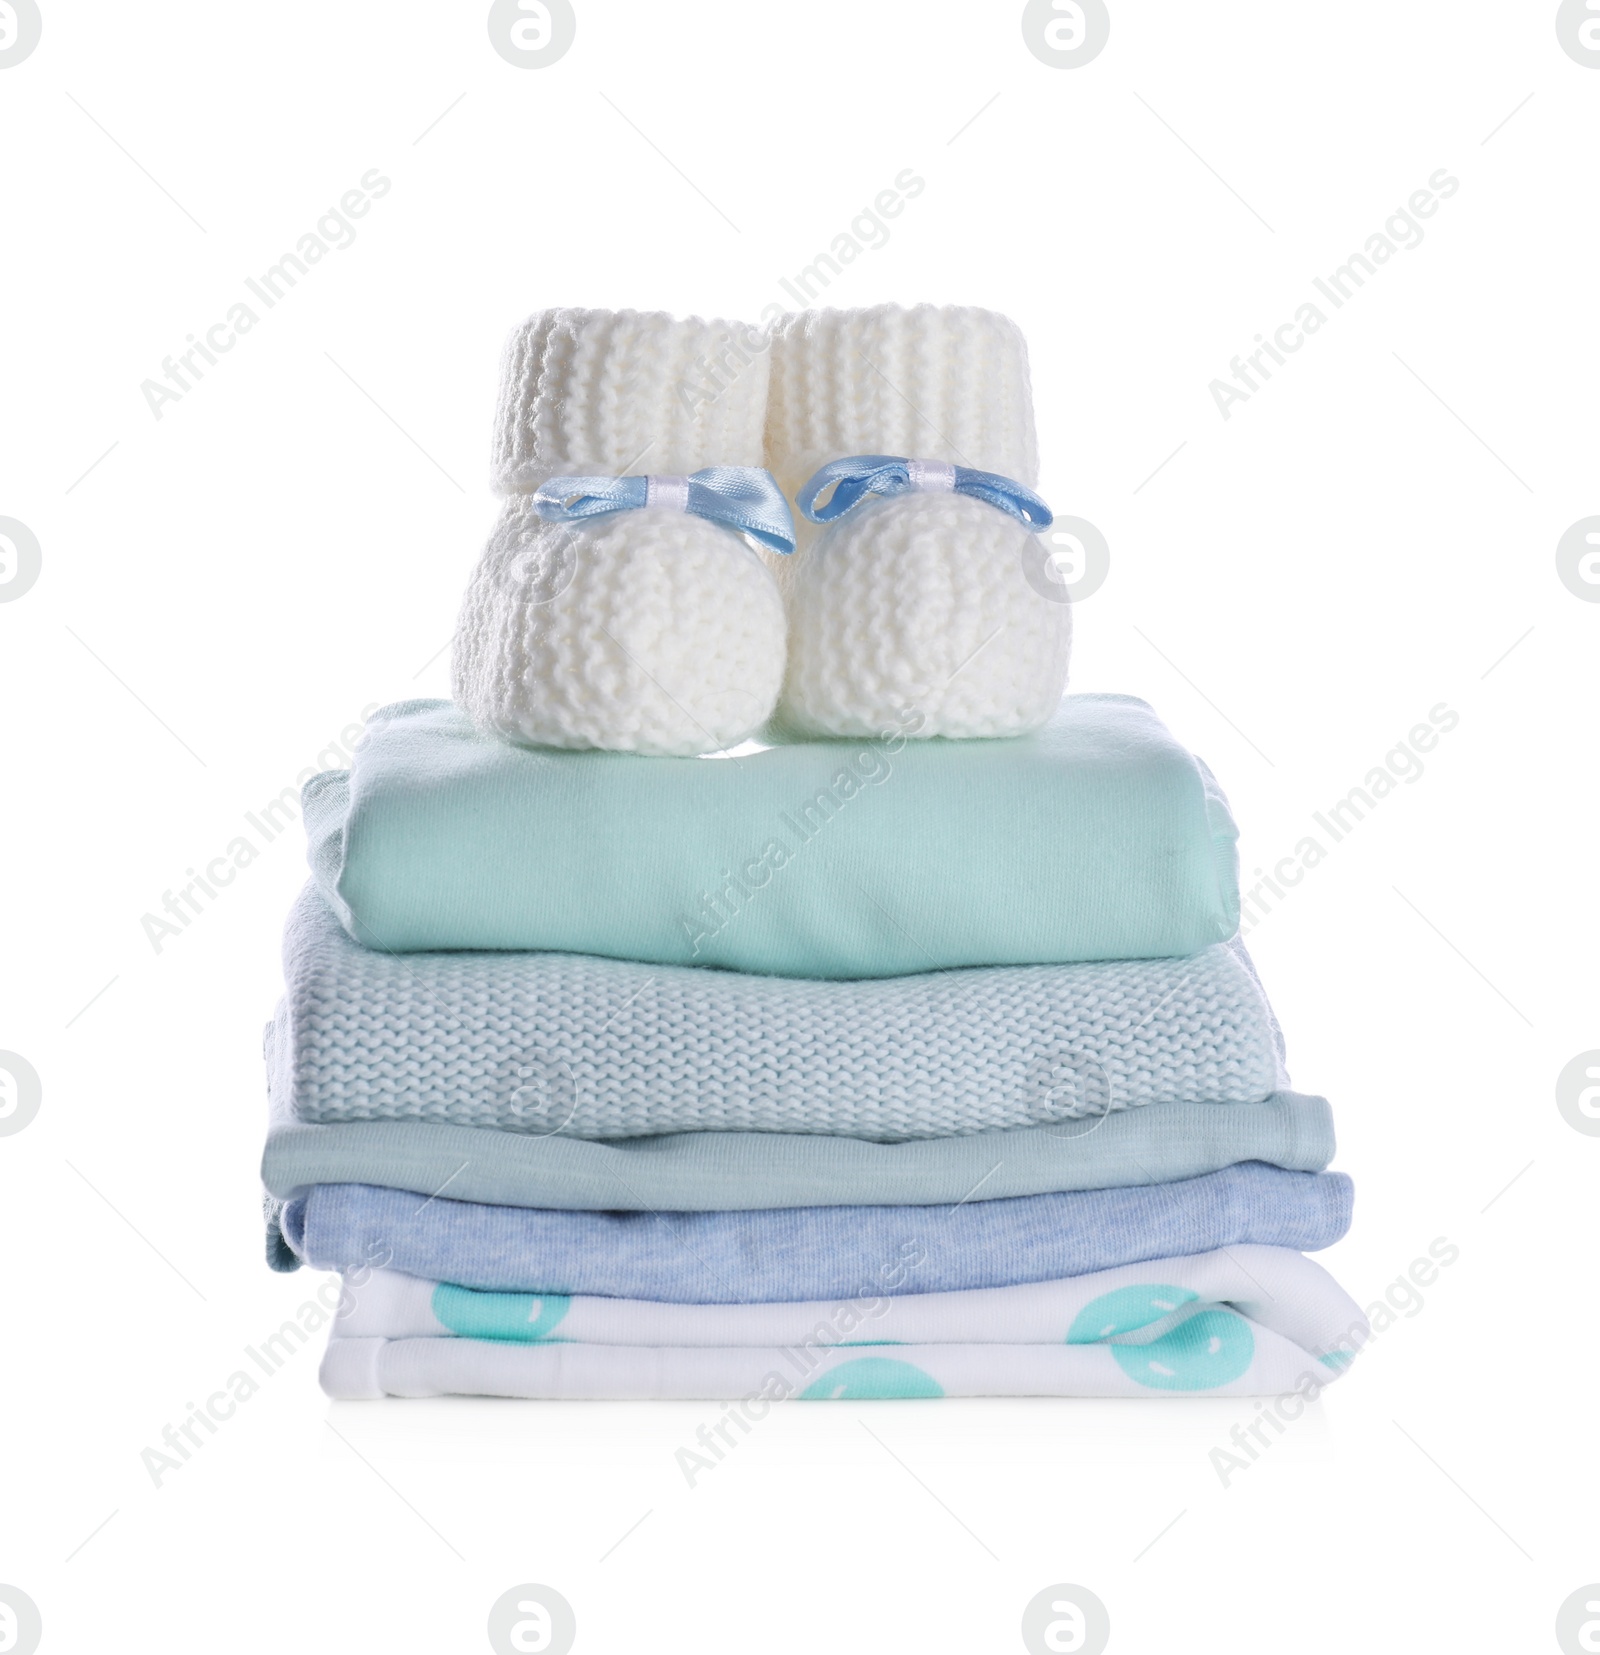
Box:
(305, 696), (1240, 976)
(281, 1162), (1352, 1303)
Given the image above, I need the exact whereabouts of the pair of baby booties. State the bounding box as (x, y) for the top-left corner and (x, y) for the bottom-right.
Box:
(452, 304), (1073, 756)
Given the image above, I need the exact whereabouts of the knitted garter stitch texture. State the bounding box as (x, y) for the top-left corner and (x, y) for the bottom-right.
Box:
(454, 308), (785, 756)
(763, 304), (1072, 739)
(490, 308), (770, 491)
(274, 885), (1288, 1142)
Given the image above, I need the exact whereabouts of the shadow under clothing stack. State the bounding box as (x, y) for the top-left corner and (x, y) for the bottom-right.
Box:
(262, 695), (1367, 1402)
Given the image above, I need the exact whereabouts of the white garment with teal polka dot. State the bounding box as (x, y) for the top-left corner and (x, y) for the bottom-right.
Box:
(322, 1247), (1364, 1400)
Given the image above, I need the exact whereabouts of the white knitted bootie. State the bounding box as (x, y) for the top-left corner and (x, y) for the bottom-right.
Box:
(453, 308), (790, 756)
(763, 304), (1071, 740)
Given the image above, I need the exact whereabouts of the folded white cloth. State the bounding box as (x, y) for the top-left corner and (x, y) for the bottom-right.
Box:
(335, 1246), (1359, 1349)
(454, 308), (786, 756)
(322, 1335), (1347, 1401)
(321, 1248), (1364, 1400)
(763, 304), (1071, 739)
(276, 884), (1288, 1139)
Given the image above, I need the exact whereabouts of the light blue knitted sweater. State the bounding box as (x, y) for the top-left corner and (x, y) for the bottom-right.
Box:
(273, 885), (1287, 1140)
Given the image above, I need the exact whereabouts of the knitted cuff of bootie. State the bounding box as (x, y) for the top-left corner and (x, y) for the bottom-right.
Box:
(455, 309), (787, 756)
(764, 304), (1071, 740)
(490, 307), (772, 492)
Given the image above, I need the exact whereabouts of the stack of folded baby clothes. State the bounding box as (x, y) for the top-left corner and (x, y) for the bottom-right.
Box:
(262, 305), (1365, 1402)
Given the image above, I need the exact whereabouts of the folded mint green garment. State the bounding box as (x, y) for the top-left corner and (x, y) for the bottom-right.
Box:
(306, 696), (1239, 976)
(261, 1090), (1333, 1214)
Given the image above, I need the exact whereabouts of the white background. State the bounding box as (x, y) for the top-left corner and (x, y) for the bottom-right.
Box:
(2, 3), (1597, 1650)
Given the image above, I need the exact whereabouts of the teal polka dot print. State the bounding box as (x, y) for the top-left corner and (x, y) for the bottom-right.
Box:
(798, 1358), (945, 1400)
(1069, 1285), (1255, 1390)
(431, 1283), (571, 1343)
(1066, 1283), (1199, 1342)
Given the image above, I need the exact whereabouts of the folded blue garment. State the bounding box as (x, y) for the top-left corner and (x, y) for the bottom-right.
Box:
(281, 1162), (1352, 1303)
(273, 884), (1286, 1141)
(305, 695), (1239, 976)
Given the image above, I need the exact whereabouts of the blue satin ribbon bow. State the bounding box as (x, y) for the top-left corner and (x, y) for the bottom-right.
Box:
(796, 455), (1053, 532)
(530, 466), (796, 555)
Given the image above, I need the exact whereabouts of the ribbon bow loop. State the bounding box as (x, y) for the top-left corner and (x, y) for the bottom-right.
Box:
(531, 466), (796, 555)
(796, 455), (1052, 532)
